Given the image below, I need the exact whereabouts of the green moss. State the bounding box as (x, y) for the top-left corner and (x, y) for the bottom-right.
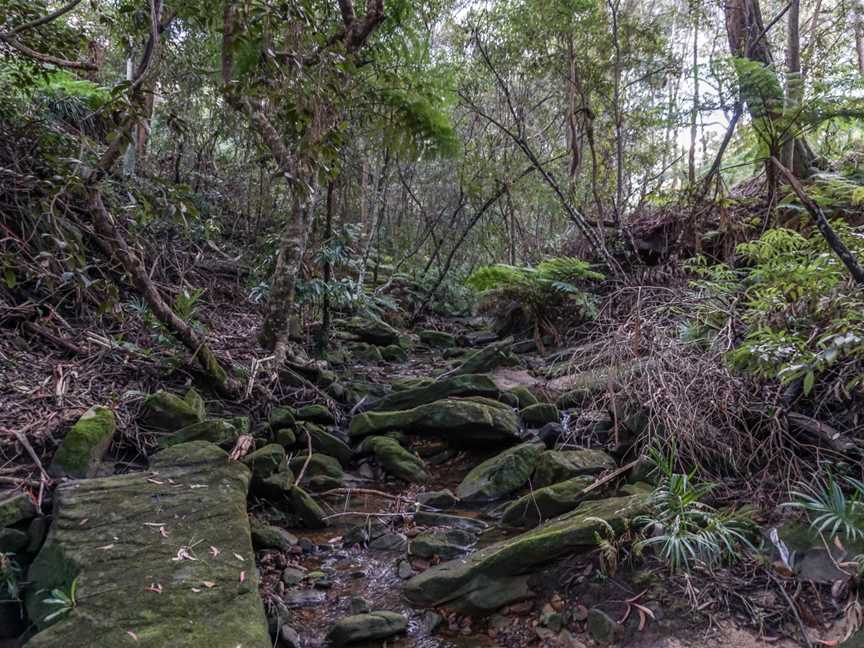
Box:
(49, 406), (116, 479)
(142, 390), (203, 431)
(510, 386), (539, 409)
(296, 423), (352, 465)
(533, 449), (616, 488)
(156, 419), (238, 449)
(350, 398), (519, 444)
(360, 436), (428, 483)
(289, 453), (343, 481)
(456, 442), (544, 502)
(371, 374), (499, 412)
(0, 493), (36, 528)
(501, 476), (596, 528)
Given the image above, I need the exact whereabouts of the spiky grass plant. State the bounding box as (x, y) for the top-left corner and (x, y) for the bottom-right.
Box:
(788, 474), (864, 541)
(635, 449), (753, 572)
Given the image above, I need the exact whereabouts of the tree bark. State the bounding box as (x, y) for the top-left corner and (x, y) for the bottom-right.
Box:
(780, 0), (801, 169)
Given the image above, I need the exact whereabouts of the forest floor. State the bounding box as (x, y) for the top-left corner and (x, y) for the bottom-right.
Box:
(0, 272), (861, 647)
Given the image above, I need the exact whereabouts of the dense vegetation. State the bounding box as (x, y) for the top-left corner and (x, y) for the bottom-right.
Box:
(1, 0), (864, 646)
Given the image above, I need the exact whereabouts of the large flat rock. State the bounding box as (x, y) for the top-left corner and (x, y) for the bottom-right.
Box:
(404, 493), (649, 614)
(24, 442), (270, 648)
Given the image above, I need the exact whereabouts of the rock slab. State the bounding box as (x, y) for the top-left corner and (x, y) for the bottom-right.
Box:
(24, 441), (270, 648)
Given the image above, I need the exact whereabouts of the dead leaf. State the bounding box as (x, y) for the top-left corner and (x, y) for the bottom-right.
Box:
(159, 526), (169, 538)
(201, 581), (216, 588)
(145, 583), (162, 594)
(147, 479), (165, 485)
(97, 544), (115, 551)
(126, 630), (139, 641)
(209, 546), (220, 557)
(239, 571), (246, 583)
(234, 553), (244, 561)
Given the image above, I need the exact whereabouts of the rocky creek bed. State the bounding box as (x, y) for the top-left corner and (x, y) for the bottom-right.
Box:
(0, 317), (851, 647)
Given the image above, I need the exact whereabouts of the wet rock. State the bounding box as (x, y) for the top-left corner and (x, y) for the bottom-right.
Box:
(0, 493), (36, 528)
(413, 511), (488, 533)
(141, 388), (205, 431)
(410, 528), (477, 560)
(368, 532), (408, 552)
(244, 444), (286, 480)
(289, 486), (327, 528)
(445, 339), (514, 377)
(350, 399), (519, 444)
(420, 330), (457, 348)
(520, 403), (559, 428)
(510, 386), (539, 409)
(588, 608), (624, 644)
(337, 316), (400, 346)
(533, 449), (615, 488)
(278, 624), (301, 648)
(281, 567), (305, 587)
(417, 489), (459, 509)
(296, 423), (352, 465)
(281, 589), (326, 608)
(404, 494), (650, 614)
(501, 476), (595, 528)
(359, 436), (428, 483)
(157, 418), (239, 449)
(371, 374), (500, 412)
(49, 405), (116, 479)
(25, 441), (270, 647)
(326, 611), (408, 647)
(295, 404), (335, 425)
(349, 596), (371, 614)
(252, 521), (298, 552)
(456, 442), (545, 502)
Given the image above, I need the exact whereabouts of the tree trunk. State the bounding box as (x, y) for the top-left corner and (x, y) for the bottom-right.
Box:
(780, 0), (801, 169)
(854, 1), (864, 75)
(688, 2), (699, 185)
(317, 181), (335, 353)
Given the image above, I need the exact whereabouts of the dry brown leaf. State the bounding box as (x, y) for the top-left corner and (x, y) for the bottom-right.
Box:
(126, 630), (139, 641)
(239, 571), (246, 583)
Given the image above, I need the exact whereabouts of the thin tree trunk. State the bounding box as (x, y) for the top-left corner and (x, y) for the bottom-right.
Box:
(780, 0), (801, 169)
(317, 181), (335, 353)
(772, 157), (864, 284)
(688, 3), (700, 185)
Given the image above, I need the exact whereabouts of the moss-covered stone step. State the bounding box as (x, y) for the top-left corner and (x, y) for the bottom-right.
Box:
(370, 374), (500, 412)
(350, 399), (519, 444)
(24, 441), (270, 648)
(403, 493), (650, 614)
(48, 405), (116, 479)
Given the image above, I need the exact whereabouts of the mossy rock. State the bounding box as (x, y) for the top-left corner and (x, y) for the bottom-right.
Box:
(419, 330), (457, 348)
(500, 476), (596, 528)
(295, 404), (335, 425)
(359, 436), (428, 483)
(270, 407), (296, 431)
(289, 454), (343, 482)
(390, 377), (434, 392)
(410, 528), (476, 560)
(371, 374), (500, 412)
(510, 386), (539, 409)
(250, 521), (298, 552)
(326, 611), (407, 647)
(520, 403), (559, 428)
(533, 449), (616, 488)
(351, 399), (519, 444)
(444, 339), (514, 377)
(156, 418), (239, 449)
(289, 486), (327, 528)
(296, 423), (352, 465)
(337, 317), (400, 346)
(252, 469), (294, 500)
(49, 406), (116, 479)
(24, 441), (270, 647)
(243, 444), (286, 481)
(404, 493), (650, 614)
(0, 493), (36, 528)
(273, 427), (296, 448)
(350, 343), (384, 363)
(456, 442), (544, 502)
(381, 345), (409, 362)
(0, 528), (28, 553)
(141, 389), (204, 431)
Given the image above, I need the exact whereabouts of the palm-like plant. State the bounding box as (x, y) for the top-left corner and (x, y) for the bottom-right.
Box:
(788, 474), (864, 541)
(635, 450), (752, 572)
